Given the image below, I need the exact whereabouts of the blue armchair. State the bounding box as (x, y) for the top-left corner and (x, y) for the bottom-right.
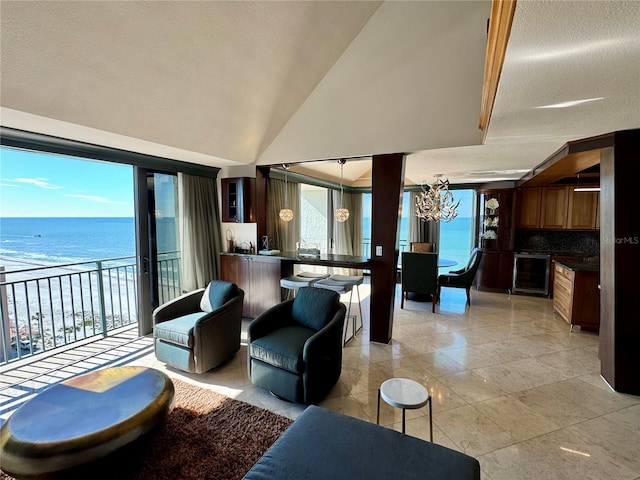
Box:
(437, 248), (483, 306)
(248, 287), (346, 404)
(153, 280), (244, 374)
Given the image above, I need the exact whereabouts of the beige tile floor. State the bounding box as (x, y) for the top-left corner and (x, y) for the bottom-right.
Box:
(2, 284), (639, 480)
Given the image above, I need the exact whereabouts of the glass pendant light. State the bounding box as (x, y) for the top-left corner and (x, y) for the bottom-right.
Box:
(334, 159), (349, 223)
(279, 164), (294, 222)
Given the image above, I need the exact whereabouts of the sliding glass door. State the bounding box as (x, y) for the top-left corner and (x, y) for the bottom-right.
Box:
(135, 169), (182, 335)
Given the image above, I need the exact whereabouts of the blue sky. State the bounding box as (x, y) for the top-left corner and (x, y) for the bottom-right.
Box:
(0, 147), (134, 217)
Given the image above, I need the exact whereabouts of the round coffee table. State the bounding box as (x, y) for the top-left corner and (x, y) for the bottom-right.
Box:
(376, 378), (432, 440)
(0, 366), (174, 479)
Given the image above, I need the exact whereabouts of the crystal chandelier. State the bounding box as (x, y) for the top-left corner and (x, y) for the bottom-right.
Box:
(334, 159), (349, 223)
(415, 175), (460, 222)
(279, 164), (294, 222)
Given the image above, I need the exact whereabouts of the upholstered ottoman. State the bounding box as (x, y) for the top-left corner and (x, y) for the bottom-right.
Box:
(243, 405), (480, 480)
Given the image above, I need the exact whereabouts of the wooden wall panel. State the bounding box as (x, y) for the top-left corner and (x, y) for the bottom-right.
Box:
(599, 130), (640, 394)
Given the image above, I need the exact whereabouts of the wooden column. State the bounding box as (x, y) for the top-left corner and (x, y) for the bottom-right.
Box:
(599, 129), (640, 395)
(255, 167), (269, 241)
(370, 153), (405, 343)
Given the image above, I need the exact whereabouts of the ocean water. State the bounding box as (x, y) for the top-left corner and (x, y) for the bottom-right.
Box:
(438, 217), (475, 267)
(0, 217), (137, 269)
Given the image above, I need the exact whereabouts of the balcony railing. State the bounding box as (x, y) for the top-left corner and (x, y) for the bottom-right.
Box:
(0, 253), (180, 365)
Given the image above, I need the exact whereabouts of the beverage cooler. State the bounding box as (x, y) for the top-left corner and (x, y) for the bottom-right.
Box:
(512, 253), (551, 296)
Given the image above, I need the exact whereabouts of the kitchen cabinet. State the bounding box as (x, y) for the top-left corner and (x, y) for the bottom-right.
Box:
(221, 177), (256, 223)
(220, 254), (282, 317)
(516, 188), (542, 228)
(476, 251), (514, 292)
(567, 188), (599, 230)
(540, 186), (569, 229)
(553, 261), (600, 331)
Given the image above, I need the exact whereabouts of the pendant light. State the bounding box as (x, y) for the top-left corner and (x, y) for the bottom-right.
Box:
(334, 159), (349, 223)
(279, 164), (294, 222)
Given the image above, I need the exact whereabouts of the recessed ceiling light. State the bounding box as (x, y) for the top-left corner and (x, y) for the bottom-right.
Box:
(535, 97), (604, 109)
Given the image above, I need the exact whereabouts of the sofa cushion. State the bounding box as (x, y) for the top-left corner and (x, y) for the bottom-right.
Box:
(154, 312), (207, 347)
(291, 287), (339, 331)
(200, 280), (237, 312)
(249, 326), (316, 374)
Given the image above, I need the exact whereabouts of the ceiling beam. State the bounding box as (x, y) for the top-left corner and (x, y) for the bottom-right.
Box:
(479, 0), (517, 137)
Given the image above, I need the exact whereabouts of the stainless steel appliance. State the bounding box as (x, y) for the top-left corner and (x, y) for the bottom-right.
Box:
(513, 253), (551, 296)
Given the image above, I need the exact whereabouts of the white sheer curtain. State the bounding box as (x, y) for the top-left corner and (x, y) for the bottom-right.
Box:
(267, 177), (300, 252)
(178, 173), (223, 292)
(408, 190), (440, 252)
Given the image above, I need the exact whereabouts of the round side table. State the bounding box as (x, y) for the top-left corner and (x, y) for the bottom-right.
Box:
(376, 377), (432, 440)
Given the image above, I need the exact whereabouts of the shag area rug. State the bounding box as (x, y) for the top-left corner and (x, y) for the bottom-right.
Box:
(1, 378), (293, 480)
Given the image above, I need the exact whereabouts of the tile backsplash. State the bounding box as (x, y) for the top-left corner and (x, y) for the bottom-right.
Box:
(515, 230), (600, 257)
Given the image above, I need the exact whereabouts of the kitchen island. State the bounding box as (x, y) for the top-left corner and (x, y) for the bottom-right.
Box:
(553, 260), (600, 332)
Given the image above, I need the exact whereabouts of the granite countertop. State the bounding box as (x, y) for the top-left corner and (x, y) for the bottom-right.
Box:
(555, 260), (600, 272)
(221, 251), (371, 267)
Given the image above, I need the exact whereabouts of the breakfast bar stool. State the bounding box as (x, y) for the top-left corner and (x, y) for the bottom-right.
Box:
(327, 274), (364, 338)
(280, 272), (329, 300)
(313, 278), (355, 345)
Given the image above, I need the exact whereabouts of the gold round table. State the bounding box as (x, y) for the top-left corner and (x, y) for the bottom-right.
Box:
(0, 366), (174, 479)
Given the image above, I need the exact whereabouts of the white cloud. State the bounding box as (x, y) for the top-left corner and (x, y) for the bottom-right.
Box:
(64, 194), (123, 205)
(13, 177), (62, 189)
(0, 182), (19, 187)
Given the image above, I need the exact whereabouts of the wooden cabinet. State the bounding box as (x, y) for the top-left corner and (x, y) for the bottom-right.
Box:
(568, 189), (599, 229)
(541, 186), (569, 229)
(477, 189), (515, 292)
(478, 189), (515, 252)
(476, 251), (514, 292)
(221, 177), (256, 223)
(516, 188), (542, 228)
(553, 262), (600, 331)
(515, 185), (599, 231)
(220, 254), (282, 317)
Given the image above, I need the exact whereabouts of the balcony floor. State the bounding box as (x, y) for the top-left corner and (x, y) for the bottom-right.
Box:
(2, 285), (640, 480)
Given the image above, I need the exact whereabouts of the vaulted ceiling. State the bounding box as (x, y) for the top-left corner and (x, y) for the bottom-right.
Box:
(1, 1), (639, 186)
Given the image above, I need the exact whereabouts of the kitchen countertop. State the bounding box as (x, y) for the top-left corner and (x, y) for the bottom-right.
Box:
(554, 260), (600, 272)
(221, 251), (371, 268)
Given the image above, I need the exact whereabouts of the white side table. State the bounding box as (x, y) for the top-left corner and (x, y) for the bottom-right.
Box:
(376, 378), (432, 440)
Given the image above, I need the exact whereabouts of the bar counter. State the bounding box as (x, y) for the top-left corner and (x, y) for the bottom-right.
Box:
(219, 252), (371, 318)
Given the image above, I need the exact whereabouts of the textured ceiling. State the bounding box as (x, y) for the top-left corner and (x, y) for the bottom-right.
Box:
(1, 1), (639, 186)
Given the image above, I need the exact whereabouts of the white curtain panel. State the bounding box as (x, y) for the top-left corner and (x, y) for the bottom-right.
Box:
(267, 177), (300, 252)
(178, 173), (222, 292)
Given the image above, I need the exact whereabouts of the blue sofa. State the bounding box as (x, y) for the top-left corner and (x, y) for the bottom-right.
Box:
(243, 405), (480, 480)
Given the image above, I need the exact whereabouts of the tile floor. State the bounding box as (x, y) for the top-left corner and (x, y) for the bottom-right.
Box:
(2, 284), (639, 480)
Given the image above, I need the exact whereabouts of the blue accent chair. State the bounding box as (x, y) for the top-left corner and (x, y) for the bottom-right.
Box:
(437, 248), (483, 306)
(248, 287), (346, 404)
(153, 280), (244, 373)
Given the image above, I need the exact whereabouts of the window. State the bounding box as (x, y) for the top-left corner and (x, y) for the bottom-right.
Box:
(438, 189), (475, 267)
(299, 184), (328, 253)
(362, 191), (410, 256)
